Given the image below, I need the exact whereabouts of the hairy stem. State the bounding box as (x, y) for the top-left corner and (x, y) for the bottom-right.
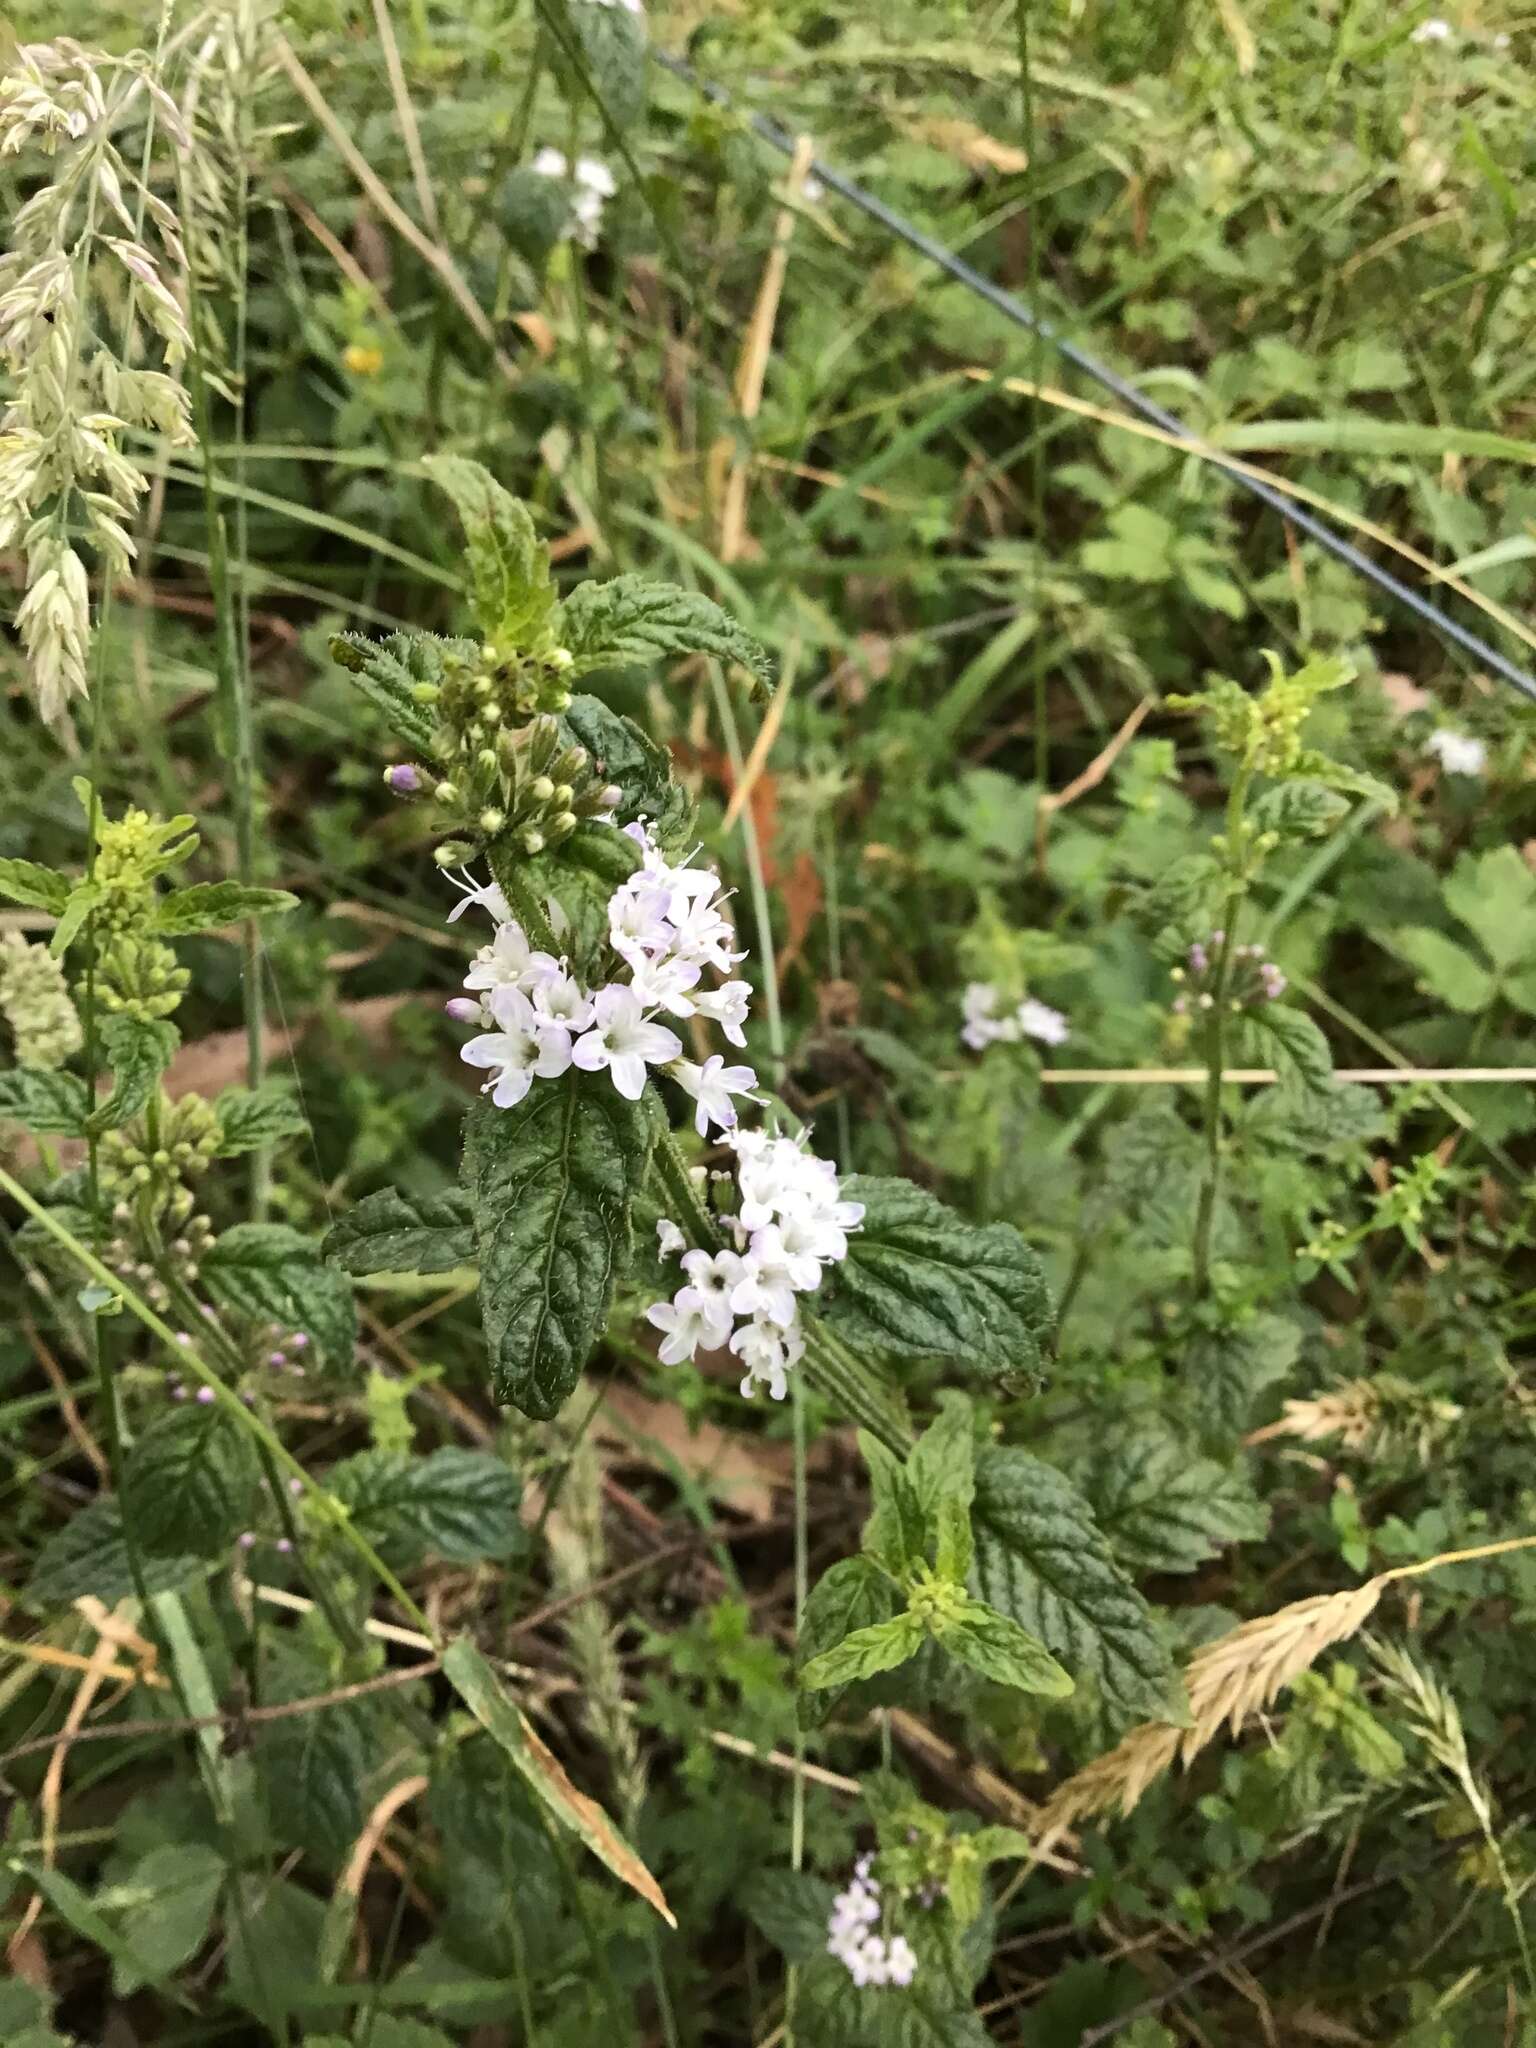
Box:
(1191, 764), (1253, 1299)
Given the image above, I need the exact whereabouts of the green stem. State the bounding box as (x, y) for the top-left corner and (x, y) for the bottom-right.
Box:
(784, 1353), (809, 2046)
(491, 849), (561, 956)
(1191, 765), (1253, 1300)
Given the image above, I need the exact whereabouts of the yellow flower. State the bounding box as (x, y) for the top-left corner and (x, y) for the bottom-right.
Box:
(343, 343), (384, 377)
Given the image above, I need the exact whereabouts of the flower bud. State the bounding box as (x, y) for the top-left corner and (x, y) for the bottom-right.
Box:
(520, 827), (545, 855)
(434, 780), (460, 805)
(553, 783), (573, 806)
(445, 997), (481, 1023)
(599, 784), (623, 810)
(530, 775), (555, 802)
(478, 807), (506, 835)
(550, 647), (574, 670)
(433, 839), (476, 867)
(409, 682), (440, 704)
(383, 764), (422, 794)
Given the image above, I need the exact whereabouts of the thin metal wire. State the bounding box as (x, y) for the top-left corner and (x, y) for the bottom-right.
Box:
(659, 52), (1536, 707)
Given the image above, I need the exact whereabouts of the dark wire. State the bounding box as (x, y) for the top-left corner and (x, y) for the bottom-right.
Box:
(658, 50), (1536, 708)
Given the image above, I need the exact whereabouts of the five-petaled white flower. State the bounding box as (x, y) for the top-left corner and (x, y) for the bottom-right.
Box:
(460, 987), (573, 1107)
(646, 1289), (725, 1365)
(572, 983), (682, 1099)
(670, 1053), (759, 1135)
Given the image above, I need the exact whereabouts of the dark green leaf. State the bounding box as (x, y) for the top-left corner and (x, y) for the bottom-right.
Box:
(556, 0), (647, 129)
(257, 1699), (366, 1865)
(1087, 1432), (1269, 1575)
(0, 857), (70, 914)
(213, 1083), (310, 1155)
(0, 1067), (89, 1136)
(421, 455), (554, 646)
(935, 1597), (1073, 1696)
(462, 1077), (653, 1419)
(121, 1404), (259, 1558)
(202, 1222), (357, 1367)
(823, 1177), (1055, 1377)
(743, 1869), (838, 1964)
(322, 1185), (476, 1276)
(1250, 779), (1349, 842)
(27, 1496), (204, 1607)
(329, 1447), (522, 1565)
(970, 1447), (1187, 1730)
(1251, 1003), (1334, 1094)
(797, 1554), (898, 1728)
(561, 694), (696, 848)
(89, 1014), (177, 1134)
(330, 629), (467, 753)
(110, 1842), (225, 1996)
(558, 575), (773, 693)
(1188, 1311), (1301, 1439)
(155, 882), (297, 936)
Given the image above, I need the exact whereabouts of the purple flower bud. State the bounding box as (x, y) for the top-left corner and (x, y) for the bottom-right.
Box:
(268, 1351), (286, 1368)
(289, 1477), (304, 1495)
(384, 763), (423, 794)
(445, 997), (482, 1023)
(1188, 944), (1207, 975)
(599, 785), (623, 810)
(171, 1385), (188, 1400)
(275, 1537), (293, 1555)
(1171, 996), (1188, 1015)
(175, 1331), (193, 1345)
(1211, 929), (1225, 946)
(195, 1386), (215, 1405)
(290, 1332), (309, 1351)
(238, 1531), (256, 1549)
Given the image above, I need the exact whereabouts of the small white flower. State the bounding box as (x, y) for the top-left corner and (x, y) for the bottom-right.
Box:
(1017, 997), (1069, 1046)
(691, 977), (752, 1046)
(961, 981), (1003, 1051)
(730, 1316), (802, 1400)
(646, 1289), (727, 1365)
(460, 988), (573, 1108)
(670, 1053), (760, 1136)
(680, 1247), (747, 1325)
(656, 1218), (686, 1259)
(464, 920), (540, 994)
(1410, 16), (1453, 41)
(446, 872), (512, 925)
(572, 983), (682, 1099)
(530, 962), (595, 1032)
(629, 950), (703, 1018)
(1426, 728), (1486, 776)
(731, 1232), (800, 1328)
(884, 1936), (917, 1987)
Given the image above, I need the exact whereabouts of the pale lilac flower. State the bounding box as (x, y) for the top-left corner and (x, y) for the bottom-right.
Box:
(670, 1053), (760, 1135)
(646, 1290), (725, 1365)
(572, 984), (681, 1099)
(656, 1218), (686, 1259)
(530, 962), (595, 1033)
(445, 871), (511, 925)
(691, 978), (751, 1046)
(628, 951), (703, 1018)
(1017, 997), (1069, 1046)
(461, 987), (573, 1108)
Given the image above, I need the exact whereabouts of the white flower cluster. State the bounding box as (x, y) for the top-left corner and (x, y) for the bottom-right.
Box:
(1426, 728), (1486, 777)
(0, 39), (193, 727)
(960, 981), (1069, 1052)
(531, 147), (617, 248)
(826, 1857), (917, 1990)
(447, 822), (758, 1130)
(649, 1128), (863, 1401)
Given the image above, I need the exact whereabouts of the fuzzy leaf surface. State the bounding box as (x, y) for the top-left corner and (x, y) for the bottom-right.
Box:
(558, 575), (772, 692)
(322, 1185), (477, 1276)
(1087, 1433), (1269, 1575)
(202, 1222), (357, 1366)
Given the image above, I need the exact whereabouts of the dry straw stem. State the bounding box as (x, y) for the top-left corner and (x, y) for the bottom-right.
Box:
(1038, 1067), (1536, 1086)
(1038, 1535), (1536, 1838)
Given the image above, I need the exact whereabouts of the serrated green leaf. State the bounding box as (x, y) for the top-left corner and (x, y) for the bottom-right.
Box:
(555, 0), (647, 129)
(89, 1013), (177, 1134)
(934, 1497), (974, 1584)
(860, 1430), (930, 1577)
(257, 1694), (366, 1866)
(27, 1496), (204, 1607)
(1250, 779), (1349, 842)
(121, 1404), (259, 1558)
(797, 1554), (898, 1729)
(561, 694), (698, 848)
(1188, 1311), (1301, 1439)
(0, 857), (70, 914)
(970, 1446), (1187, 1730)
(558, 575), (773, 693)
(934, 1596), (1073, 1696)
(202, 1222), (357, 1366)
(330, 629), (466, 752)
(1087, 1433), (1269, 1575)
(441, 1635), (675, 1924)
(329, 1447), (522, 1565)
(800, 1608), (927, 1690)
(1390, 926), (1496, 1012)
(421, 455), (555, 646)
(743, 1868), (838, 1963)
(213, 1082), (311, 1155)
(0, 1067), (89, 1136)
(156, 882), (297, 936)
(462, 1077), (653, 1419)
(1443, 844), (1536, 974)
(823, 1177), (1054, 1377)
(1252, 1003), (1334, 1094)
(322, 1185), (476, 1276)
(907, 1391), (976, 1520)
(48, 881), (99, 959)
(110, 1842), (225, 1996)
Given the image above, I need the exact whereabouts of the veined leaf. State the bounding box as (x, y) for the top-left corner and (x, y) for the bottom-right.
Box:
(0, 1068), (90, 1137)
(323, 1185), (477, 1276)
(934, 1596), (1073, 1696)
(558, 574), (773, 693)
(1087, 1432), (1269, 1575)
(799, 1608), (927, 1690)
(330, 629), (467, 752)
(421, 455), (555, 646)
(1188, 1311), (1300, 1439)
(214, 1082), (311, 1155)
(797, 1555), (898, 1729)
(561, 694), (695, 848)
(970, 1446), (1187, 1730)
(202, 1222), (357, 1366)
(463, 1078), (653, 1419)
(27, 1495), (203, 1607)
(1251, 1003), (1334, 1094)
(121, 1404), (259, 1558)
(0, 857), (70, 914)
(329, 1446), (522, 1565)
(156, 882), (297, 936)
(89, 1013), (178, 1134)
(823, 1176), (1054, 1377)
(442, 1636), (675, 1925)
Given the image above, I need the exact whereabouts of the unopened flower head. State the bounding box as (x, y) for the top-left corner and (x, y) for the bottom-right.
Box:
(0, 931), (82, 1068)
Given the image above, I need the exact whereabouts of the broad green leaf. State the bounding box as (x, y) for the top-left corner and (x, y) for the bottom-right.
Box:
(156, 881), (297, 936)
(121, 1403), (259, 1557)
(213, 1083), (310, 1154)
(1187, 1311), (1301, 1439)
(7, 1859), (194, 2010)
(463, 1077), (653, 1419)
(555, 0), (647, 129)
(561, 694), (695, 847)
(1390, 927), (1496, 1013)
(48, 881), (99, 958)
(970, 1447), (1187, 1730)
(330, 628), (466, 752)
(441, 1635), (675, 1924)
(907, 1391), (976, 1520)
(0, 857), (69, 914)
(1249, 780), (1349, 842)
(859, 1430), (930, 1577)
(202, 1222), (357, 1366)
(824, 1177), (1054, 1377)
(27, 1495), (204, 1607)
(0, 1067), (89, 1136)
(329, 1447), (522, 1565)
(110, 1842), (225, 1996)
(799, 1608), (927, 1690)
(1443, 845), (1536, 974)
(1251, 1003), (1334, 1094)
(257, 1693), (367, 1864)
(797, 1554), (898, 1728)
(558, 574), (773, 693)
(89, 1013), (178, 1133)
(421, 454), (555, 646)
(322, 1185), (476, 1276)
(1087, 1433), (1269, 1575)
(936, 1596), (1073, 1695)
(743, 1869), (839, 1964)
